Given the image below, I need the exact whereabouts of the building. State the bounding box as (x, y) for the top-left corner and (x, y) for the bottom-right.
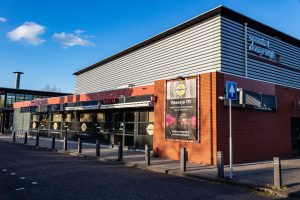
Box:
(13, 6), (300, 165)
(0, 72), (70, 134)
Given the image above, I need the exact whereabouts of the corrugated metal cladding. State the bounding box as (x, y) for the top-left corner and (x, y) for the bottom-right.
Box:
(75, 14), (300, 94)
(13, 108), (30, 131)
(75, 15), (222, 94)
(221, 17), (300, 88)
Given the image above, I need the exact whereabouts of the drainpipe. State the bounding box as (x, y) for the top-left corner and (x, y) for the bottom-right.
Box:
(244, 22), (248, 78)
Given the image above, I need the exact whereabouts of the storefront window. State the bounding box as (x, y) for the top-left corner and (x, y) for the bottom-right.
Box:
(125, 112), (134, 122)
(32, 115), (38, 122)
(96, 113), (105, 122)
(114, 112), (123, 122)
(80, 113), (92, 122)
(125, 123), (134, 135)
(40, 114), (48, 127)
(52, 114), (62, 122)
(139, 111), (154, 122)
(138, 111), (154, 136)
(64, 113), (72, 122)
(104, 112), (113, 133)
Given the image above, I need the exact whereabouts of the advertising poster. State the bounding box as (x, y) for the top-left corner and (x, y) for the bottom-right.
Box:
(165, 79), (197, 140)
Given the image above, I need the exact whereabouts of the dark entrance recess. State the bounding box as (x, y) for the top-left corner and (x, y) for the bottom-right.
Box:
(291, 117), (300, 155)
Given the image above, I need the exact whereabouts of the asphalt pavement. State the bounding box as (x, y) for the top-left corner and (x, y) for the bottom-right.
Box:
(0, 140), (282, 200)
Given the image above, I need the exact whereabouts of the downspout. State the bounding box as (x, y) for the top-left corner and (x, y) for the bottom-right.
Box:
(244, 22), (248, 78)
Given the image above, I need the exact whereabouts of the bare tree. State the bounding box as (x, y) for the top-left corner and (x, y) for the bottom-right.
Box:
(41, 84), (61, 92)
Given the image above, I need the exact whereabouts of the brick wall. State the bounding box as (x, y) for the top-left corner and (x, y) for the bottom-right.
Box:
(217, 73), (300, 164)
(154, 71), (300, 165)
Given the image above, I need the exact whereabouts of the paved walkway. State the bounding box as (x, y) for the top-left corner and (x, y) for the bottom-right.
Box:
(1, 134), (300, 198)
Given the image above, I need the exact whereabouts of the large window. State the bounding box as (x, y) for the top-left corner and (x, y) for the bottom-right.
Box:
(6, 93), (15, 106)
(15, 94), (25, 102)
(25, 94), (33, 101)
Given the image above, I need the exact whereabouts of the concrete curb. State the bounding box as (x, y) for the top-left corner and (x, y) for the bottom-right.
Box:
(2, 139), (293, 198)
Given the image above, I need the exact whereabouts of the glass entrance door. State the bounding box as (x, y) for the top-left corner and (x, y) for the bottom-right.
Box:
(114, 112), (135, 148)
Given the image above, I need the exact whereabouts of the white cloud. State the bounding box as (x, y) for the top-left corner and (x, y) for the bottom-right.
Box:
(52, 30), (94, 47)
(0, 17), (7, 23)
(7, 22), (46, 45)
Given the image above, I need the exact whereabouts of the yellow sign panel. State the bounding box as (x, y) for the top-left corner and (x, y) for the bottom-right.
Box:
(175, 83), (186, 97)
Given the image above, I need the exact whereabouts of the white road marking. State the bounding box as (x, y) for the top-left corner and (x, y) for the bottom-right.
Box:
(20, 177), (26, 180)
(15, 187), (25, 191)
(10, 173), (16, 175)
(31, 182), (38, 185)
(2, 169), (7, 172)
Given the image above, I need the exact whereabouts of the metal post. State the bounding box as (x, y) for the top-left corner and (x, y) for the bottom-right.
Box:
(78, 137), (82, 153)
(229, 99), (233, 179)
(64, 136), (67, 151)
(117, 142), (123, 161)
(35, 134), (39, 147)
(24, 132), (28, 144)
(51, 135), (55, 150)
(13, 131), (16, 142)
(217, 151), (224, 178)
(96, 140), (100, 157)
(274, 157), (282, 188)
(145, 144), (150, 166)
(180, 147), (187, 172)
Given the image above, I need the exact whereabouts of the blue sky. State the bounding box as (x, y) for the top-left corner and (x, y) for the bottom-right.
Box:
(0, 0), (299, 93)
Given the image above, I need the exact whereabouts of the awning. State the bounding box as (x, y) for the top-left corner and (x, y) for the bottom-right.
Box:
(100, 101), (152, 109)
(65, 105), (99, 111)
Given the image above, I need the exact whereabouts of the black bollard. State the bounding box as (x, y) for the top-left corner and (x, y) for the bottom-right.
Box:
(35, 135), (39, 147)
(13, 131), (16, 142)
(51, 135), (55, 150)
(117, 142), (123, 161)
(78, 138), (82, 153)
(96, 140), (100, 157)
(145, 144), (150, 166)
(217, 151), (224, 178)
(64, 136), (68, 151)
(24, 132), (28, 144)
(180, 147), (187, 172)
(274, 157), (282, 188)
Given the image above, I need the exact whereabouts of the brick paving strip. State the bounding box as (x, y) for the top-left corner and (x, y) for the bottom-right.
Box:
(1, 134), (300, 198)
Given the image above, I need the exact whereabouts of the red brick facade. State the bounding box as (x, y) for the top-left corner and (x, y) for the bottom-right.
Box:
(154, 72), (300, 165)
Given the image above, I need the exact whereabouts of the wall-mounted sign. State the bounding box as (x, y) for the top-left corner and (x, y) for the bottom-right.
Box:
(81, 123), (87, 132)
(32, 122), (37, 129)
(165, 79), (197, 140)
(53, 122), (58, 130)
(100, 98), (118, 104)
(146, 124), (154, 136)
(248, 34), (276, 59)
